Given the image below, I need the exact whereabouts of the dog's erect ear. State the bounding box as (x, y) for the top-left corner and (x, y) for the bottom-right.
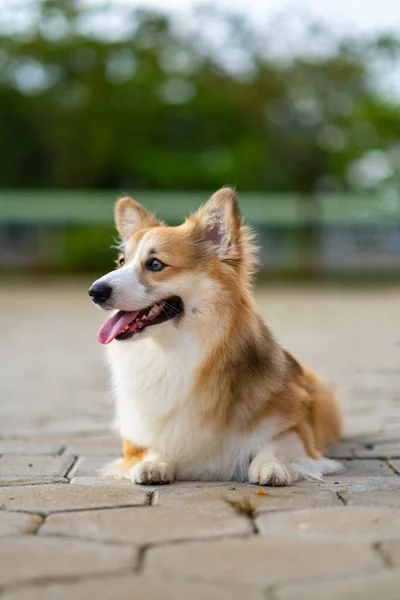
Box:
(115, 197), (161, 240)
(193, 187), (241, 259)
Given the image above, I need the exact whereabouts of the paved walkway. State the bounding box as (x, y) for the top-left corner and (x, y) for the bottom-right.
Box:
(1, 281), (400, 599)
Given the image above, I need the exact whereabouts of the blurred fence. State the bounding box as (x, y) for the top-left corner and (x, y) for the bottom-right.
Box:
(1, 191), (400, 278)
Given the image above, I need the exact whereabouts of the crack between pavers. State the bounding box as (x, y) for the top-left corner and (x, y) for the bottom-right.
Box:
(385, 459), (400, 476)
(37, 531), (138, 549)
(352, 452), (400, 460)
(0, 566), (135, 594)
(57, 445), (66, 456)
(145, 490), (156, 506)
(134, 531), (252, 574)
(134, 546), (146, 574)
(248, 511), (259, 534)
(39, 530), (251, 552)
(32, 514), (46, 535)
(63, 456), (79, 480)
(265, 583), (280, 600)
(373, 541), (396, 568)
(335, 490), (347, 505)
(1, 502), (149, 517)
(39, 502), (149, 515)
(0, 479), (69, 488)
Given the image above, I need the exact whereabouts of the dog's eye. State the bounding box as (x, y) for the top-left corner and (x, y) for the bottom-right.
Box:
(145, 258), (165, 272)
(118, 255), (125, 267)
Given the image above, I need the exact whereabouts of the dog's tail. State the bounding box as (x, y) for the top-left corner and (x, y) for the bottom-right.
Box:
(303, 366), (342, 453)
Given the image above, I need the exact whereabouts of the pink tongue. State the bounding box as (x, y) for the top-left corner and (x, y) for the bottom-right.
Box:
(98, 310), (139, 345)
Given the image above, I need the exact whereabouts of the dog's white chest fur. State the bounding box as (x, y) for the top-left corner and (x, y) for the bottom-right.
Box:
(108, 331), (199, 443)
(107, 333), (281, 481)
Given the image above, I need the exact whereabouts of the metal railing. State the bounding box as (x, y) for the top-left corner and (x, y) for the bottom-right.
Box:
(1, 191), (399, 276)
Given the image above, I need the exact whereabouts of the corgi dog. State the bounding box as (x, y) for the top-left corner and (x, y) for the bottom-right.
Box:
(89, 187), (342, 486)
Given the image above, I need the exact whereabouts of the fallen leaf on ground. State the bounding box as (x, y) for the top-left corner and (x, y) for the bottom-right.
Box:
(222, 495), (255, 517)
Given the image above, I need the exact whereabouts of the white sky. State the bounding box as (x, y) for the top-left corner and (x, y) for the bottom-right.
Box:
(86, 0), (400, 35)
(2, 0), (400, 97)
(3, 0), (400, 40)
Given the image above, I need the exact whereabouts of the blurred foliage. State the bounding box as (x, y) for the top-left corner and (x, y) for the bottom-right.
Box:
(1, 0), (400, 193)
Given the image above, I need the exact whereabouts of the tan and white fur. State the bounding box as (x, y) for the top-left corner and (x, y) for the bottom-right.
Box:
(90, 188), (342, 486)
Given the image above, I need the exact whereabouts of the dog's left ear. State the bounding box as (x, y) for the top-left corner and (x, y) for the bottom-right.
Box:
(192, 187), (241, 259)
(115, 197), (161, 241)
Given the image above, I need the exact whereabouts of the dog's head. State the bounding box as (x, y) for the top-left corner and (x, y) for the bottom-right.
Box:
(89, 187), (257, 344)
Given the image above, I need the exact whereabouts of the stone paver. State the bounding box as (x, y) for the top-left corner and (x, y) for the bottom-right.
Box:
(70, 476), (133, 486)
(354, 443), (400, 459)
(325, 440), (357, 458)
(344, 489), (400, 507)
(0, 536), (136, 587)
(155, 482), (340, 514)
(273, 571), (400, 600)
(0, 576), (263, 600)
(389, 459), (400, 474)
(1, 284), (400, 597)
(0, 512), (42, 537)
(63, 435), (122, 456)
(257, 506), (400, 541)
(0, 455), (75, 483)
(40, 504), (251, 544)
(0, 441), (63, 455)
(144, 537), (381, 587)
(0, 484), (148, 514)
(294, 458), (400, 492)
(379, 539), (400, 566)
(341, 459), (394, 476)
(68, 455), (111, 478)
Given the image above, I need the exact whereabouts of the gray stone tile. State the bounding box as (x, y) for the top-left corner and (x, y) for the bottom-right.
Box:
(0, 536), (135, 587)
(354, 444), (400, 459)
(253, 489), (339, 513)
(0, 512), (42, 537)
(40, 504), (251, 544)
(0, 477), (68, 486)
(68, 456), (111, 478)
(294, 460), (400, 492)
(340, 459), (394, 477)
(351, 430), (400, 445)
(0, 484), (148, 514)
(344, 489), (400, 508)
(0, 575), (263, 600)
(326, 441), (357, 458)
(389, 459), (400, 474)
(0, 441), (63, 455)
(145, 537), (381, 587)
(257, 506), (400, 542)
(274, 571), (400, 600)
(63, 436), (121, 456)
(70, 476), (133, 486)
(154, 483), (339, 515)
(0, 455), (75, 481)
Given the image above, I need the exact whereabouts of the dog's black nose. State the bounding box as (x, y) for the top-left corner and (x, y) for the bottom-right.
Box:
(88, 282), (112, 305)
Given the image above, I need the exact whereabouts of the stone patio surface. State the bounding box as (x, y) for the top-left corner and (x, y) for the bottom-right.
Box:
(1, 280), (400, 599)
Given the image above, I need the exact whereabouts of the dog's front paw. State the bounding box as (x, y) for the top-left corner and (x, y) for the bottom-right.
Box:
(248, 457), (292, 487)
(130, 460), (175, 485)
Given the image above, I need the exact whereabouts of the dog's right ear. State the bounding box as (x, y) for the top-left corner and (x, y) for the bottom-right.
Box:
(115, 197), (161, 240)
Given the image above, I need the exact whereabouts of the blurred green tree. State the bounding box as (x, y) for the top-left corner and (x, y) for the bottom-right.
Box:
(0, 0), (399, 191)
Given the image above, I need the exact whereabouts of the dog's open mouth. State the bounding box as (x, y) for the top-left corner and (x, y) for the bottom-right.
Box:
(97, 296), (184, 344)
